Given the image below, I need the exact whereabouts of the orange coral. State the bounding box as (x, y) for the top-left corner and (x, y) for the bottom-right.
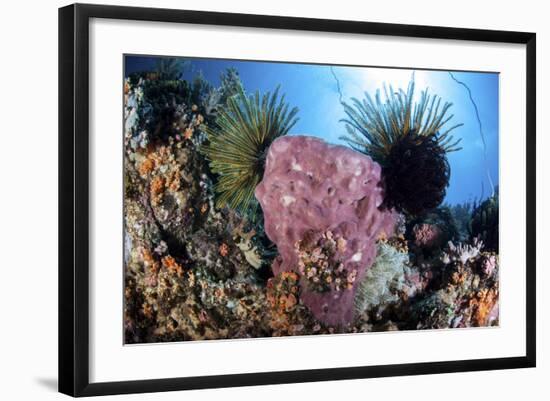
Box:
(161, 255), (184, 277)
(219, 243), (229, 257)
(280, 271), (299, 282)
(266, 272), (302, 335)
(470, 288), (499, 326)
(140, 144), (187, 205)
(141, 248), (160, 275)
(187, 270), (196, 287)
(279, 293), (297, 311)
(138, 158), (154, 177)
(167, 170), (181, 192)
(150, 176), (165, 206)
(450, 266), (468, 286)
(214, 287), (225, 300)
(141, 247), (154, 265)
(386, 234), (409, 254)
(184, 127), (194, 140)
(142, 302), (154, 319)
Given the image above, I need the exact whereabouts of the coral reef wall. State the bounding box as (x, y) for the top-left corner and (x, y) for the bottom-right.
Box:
(123, 75), (277, 342)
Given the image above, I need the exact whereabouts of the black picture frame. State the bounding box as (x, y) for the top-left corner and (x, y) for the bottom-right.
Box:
(59, 3), (536, 397)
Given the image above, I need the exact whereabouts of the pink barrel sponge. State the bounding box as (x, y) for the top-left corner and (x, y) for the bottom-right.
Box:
(255, 136), (396, 326)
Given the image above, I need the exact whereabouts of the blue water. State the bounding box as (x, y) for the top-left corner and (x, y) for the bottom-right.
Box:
(125, 56), (499, 205)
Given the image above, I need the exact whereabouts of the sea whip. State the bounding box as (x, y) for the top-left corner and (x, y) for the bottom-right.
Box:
(448, 72), (495, 197)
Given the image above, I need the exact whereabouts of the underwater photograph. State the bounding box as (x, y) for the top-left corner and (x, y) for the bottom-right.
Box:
(123, 55), (500, 344)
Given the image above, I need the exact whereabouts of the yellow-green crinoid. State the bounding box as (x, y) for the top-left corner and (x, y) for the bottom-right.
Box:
(204, 86), (299, 217)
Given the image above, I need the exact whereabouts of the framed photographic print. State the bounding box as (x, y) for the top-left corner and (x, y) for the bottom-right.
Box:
(58, 3), (536, 397)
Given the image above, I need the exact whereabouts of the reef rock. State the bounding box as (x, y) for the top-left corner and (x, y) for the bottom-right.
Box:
(255, 136), (395, 326)
(413, 223), (444, 250)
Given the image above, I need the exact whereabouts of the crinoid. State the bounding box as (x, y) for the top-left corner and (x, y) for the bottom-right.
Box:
(383, 131), (450, 215)
(340, 80), (463, 216)
(204, 86), (299, 217)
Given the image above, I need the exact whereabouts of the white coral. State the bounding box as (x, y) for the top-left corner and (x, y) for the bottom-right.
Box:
(236, 238), (262, 269)
(442, 238), (484, 265)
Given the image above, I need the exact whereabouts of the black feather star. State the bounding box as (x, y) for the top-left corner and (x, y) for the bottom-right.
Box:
(340, 80), (462, 216)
